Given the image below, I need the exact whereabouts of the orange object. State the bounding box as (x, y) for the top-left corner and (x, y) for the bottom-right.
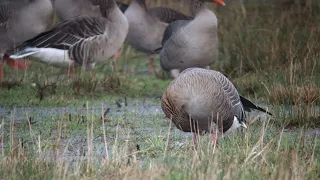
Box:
(213, 0), (225, 6)
(113, 51), (121, 58)
(5, 58), (31, 70)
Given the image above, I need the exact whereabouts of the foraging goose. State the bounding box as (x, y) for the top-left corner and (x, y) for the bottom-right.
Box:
(158, 0), (225, 78)
(124, 0), (193, 74)
(53, 0), (128, 21)
(161, 68), (272, 145)
(7, 0), (128, 71)
(0, 0), (53, 79)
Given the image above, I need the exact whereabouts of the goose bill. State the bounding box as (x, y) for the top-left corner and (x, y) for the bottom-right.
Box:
(213, 0), (225, 6)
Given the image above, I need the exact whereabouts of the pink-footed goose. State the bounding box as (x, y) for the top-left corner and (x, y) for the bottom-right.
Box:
(0, 0), (53, 79)
(7, 0), (128, 72)
(161, 68), (272, 146)
(157, 0), (225, 78)
(124, 0), (192, 74)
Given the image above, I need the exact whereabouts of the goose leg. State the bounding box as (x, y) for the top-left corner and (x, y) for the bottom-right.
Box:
(193, 133), (198, 147)
(212, 132), (218, 145)
(5, 58), (30, 70)
(148, 56), (155, 74)
(114, 51), (121, 58)
(67, 66), (74, 84)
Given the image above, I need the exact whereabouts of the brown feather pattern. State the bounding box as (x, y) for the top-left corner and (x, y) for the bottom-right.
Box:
(161, 68), (246, 133)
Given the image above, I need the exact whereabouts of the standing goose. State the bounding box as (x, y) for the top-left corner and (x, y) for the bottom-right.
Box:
(161, 68), (272, 145)
(0, 0), (53, 79)
(53, 0), (129, 21)
(7, 0), (128, 71)
(158, 0), (225, 78)
(124, 0), (193, 74)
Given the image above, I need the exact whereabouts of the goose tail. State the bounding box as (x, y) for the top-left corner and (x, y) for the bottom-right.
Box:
(240, 95), (272, 116)
(9, 47), (40, 59)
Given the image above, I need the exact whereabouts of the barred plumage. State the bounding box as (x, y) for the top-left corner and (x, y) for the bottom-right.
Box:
(161, 68), (272, 140)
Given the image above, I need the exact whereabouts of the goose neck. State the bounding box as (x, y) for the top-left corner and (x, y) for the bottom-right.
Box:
(189, 0), (206, 16)
(96, 0), (118, 18)
(132, 0), (147, 10)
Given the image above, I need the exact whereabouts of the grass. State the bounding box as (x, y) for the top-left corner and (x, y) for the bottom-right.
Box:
(0, 0), (320, 179)
(0, 105), (319, 179)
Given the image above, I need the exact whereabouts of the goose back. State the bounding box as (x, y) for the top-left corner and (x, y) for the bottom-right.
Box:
(148, 7), (192, 24)
(161, 68), (245, 134)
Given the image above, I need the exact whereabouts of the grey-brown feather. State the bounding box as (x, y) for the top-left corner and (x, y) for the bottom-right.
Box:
(148, 7), (192, 24)
(124, 0), (191, 56)
(53, 0), (128, 21)
(7, 0), (128, 69)
(159, 0), (219, 75)
(161, 68), (245, 133)
(0, 0), (52, 55)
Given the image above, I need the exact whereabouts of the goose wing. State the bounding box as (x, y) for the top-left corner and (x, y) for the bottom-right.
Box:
(161, 20), (189, 46)
(11, 15), (106, 51)
(215, 72), (246, 122)
(148, 7), (192, 24)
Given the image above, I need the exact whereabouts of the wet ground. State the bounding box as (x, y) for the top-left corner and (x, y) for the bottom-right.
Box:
(0, 99), (319, 165)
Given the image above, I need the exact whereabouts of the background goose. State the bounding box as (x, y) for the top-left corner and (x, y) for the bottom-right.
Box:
(158, 0), (225, 78)
(7, 0), (128, 72)
(53, 0), (129, 21)
(161, 68), (272, 145)
(0, 0), (53, 79)
(52, 0), (128, 58)
(124, 0), (192, 74)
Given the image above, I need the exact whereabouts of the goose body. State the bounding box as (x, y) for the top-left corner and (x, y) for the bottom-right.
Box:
(159, 0), (224, 78)
(161, 68), (271, 144)
(8, 0), (128, 70)
(0, 0), (53, 79)
(124, 0), (192, 73)
(53, 0), (128, 21)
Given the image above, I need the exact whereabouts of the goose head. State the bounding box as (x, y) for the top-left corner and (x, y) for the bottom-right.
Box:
(224, 116), (247, 135)
(91, 0), (118, 16)
(189, 0), (225, 16)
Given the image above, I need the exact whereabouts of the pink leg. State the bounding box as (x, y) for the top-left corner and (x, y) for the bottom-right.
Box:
(193, 133), (198, 148)
(113, 51), (121, 58)
(67, 67), (74, 84)
(212, 132), (218, 145)
(148, 56), (155, 74)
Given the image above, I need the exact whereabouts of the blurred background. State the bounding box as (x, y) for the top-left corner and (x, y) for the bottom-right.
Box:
(1, 0), (320, 113)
